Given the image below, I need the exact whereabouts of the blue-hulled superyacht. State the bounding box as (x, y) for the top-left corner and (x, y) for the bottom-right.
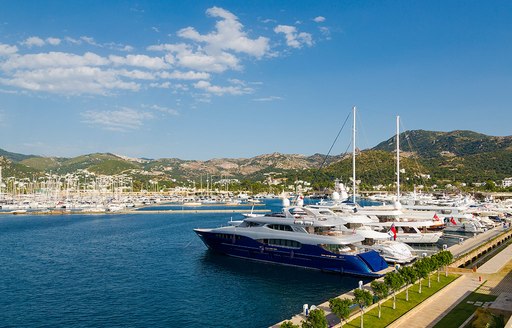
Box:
(194, 207), (389, 277)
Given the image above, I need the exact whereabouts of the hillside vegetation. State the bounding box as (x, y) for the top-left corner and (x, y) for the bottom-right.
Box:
(1, 129), (511, 191)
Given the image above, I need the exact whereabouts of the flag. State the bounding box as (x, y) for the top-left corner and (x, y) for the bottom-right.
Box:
(390, 223), (397, 241)
(450, 217), (457, 225)
(433, 213), (440, 221)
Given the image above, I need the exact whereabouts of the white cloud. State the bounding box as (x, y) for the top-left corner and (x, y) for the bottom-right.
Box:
(143, 104), (179, 116)
(177, 7), (270, 58)
(0, 43), (18, 56)
(313, 16), (326, 23)
(159, 70), (210, 80)
(252, 96), (283, 102)
(150, 82), (171, 89)
(22, 36), (45, 47)
(319, 26), (331, 39)
(64, 36), (82, 45)
(109, 54), (169, 70)
(1, 66), (140, 95)
(193, 80), (253, 95)
(0, 52), (109, 70)
(274, 25), (313, 48)
(81, 108), (153, 131)
(46, 37), (61, 46)
(0, 7), (323, 98)
(80, 36), (99, 46)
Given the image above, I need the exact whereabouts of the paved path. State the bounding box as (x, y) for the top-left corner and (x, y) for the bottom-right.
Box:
(448, 226), (506, 258)
(389, 239), (512, 328)
(388, 275), (482, 328)
(477, 243), (512, 274)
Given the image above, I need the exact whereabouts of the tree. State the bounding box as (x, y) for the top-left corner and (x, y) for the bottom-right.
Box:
(281, 321), (300, 328)
(422, 256), (436, 288)
(370, 280), (389, 319)
(329, 297), (352, 327)
(413, 259), (430, 293)
(384, 271), (404, 310)
(301, 308), (328, 328)
(399, 266), (417, 301)
(430, 253), (443, 282)
(437, 250), (453, 277)
(353, 288), (373, 328)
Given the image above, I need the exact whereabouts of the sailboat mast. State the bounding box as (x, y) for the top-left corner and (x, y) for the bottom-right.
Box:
(352, 106), (356, 204)
(396, 115), (400, 202)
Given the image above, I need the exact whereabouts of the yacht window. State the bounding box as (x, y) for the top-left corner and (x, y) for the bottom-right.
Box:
(267, 224), (293, 232)
(292, 226), (308, 233)
(215, 233), (241, 240)
(259, 239), (302, 249)
(320, 244), (354, 254)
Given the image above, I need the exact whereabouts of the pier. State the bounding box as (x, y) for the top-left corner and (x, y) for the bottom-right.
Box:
(0, 208), (271, 216)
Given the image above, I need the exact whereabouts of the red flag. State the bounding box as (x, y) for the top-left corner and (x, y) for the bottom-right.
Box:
(433, 213), (440, 221)
(450, 217), (457, 225)
(390, 223), (397, 240)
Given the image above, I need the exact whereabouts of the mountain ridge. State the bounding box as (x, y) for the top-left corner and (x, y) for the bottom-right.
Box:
(1, 129), (511, 189)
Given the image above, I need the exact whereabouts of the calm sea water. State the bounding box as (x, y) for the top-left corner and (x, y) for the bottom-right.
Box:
(0, 203), (364, 327)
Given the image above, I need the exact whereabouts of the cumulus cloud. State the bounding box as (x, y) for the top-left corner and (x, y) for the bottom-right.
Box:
(143, 104), (179, 116)
(1, 66), (140, 95)
(313, 16), (326, 23)
(46, 37), (61, 46)
(177, 7), (270, 58)
(0, 52), (109, 71)
(0, 6), (323, 97)
(252, 96), (283, 102)
(193, 80), (253, 95)
(149, 7), (271, 74)
(0, 43), (18, 56)
(274, 25), (313, 48)
(21, 36), (45, 47)
(81, 108), (153, 131)
(159, 70), (210, 80)
(109, 54), (169, 70)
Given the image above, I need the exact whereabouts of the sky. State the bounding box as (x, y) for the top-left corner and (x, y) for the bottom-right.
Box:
(0, 1), (511, 160)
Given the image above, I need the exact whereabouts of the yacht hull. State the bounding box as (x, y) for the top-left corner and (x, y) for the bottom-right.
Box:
(194, 229), (387, 277)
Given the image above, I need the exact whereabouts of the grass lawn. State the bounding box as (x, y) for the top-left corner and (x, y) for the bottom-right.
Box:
(343, 274), (458, 328)
(432, 292), (497, 328)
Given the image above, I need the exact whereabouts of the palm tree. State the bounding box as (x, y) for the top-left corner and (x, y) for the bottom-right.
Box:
(384, 271), (404, 309)
(370, 280), (389, 319)
(399, 266), (417, 301)
(329, 297), (352, 327)
(353, 288), (373, 328)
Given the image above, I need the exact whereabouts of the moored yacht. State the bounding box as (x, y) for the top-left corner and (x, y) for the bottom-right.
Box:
(194, 207), (389, 277)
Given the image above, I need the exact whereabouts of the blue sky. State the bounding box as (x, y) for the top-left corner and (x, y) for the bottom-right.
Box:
(0, 1), (511, 160)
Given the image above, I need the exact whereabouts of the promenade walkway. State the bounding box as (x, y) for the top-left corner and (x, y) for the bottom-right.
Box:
(389, 243), (512, 328)
(272, 227), (512, 328)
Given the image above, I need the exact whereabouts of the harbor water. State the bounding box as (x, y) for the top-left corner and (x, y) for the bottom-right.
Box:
(0, 206), (364, 327)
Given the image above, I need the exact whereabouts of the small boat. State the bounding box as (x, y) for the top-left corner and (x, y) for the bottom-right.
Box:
(366, 221), (443, 244)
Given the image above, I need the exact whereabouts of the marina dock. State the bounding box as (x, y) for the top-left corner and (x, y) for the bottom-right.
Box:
(0, 208), (271, 216)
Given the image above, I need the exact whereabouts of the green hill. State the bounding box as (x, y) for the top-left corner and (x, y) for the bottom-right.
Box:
(0, 148), (36, 162)
(373, 130), (512, 158)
